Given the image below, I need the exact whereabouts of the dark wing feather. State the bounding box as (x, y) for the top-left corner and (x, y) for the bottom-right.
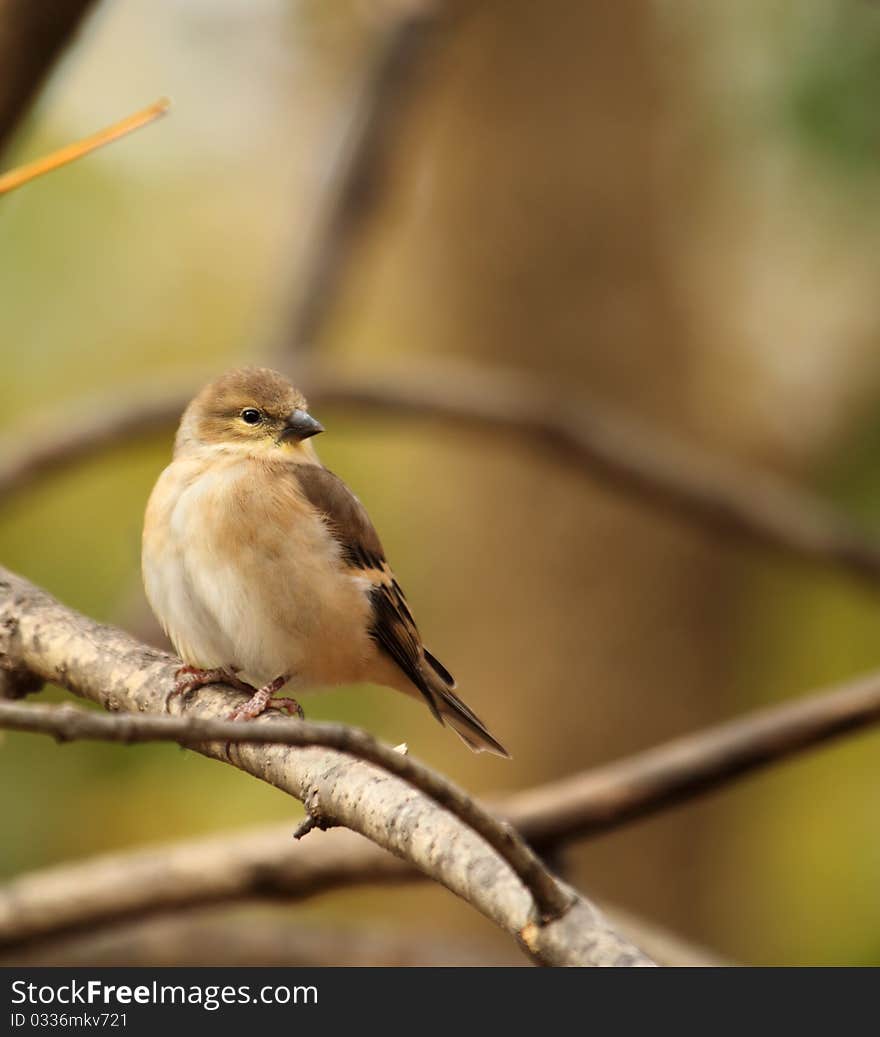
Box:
(294, 464), (445, 712)
(423, 648), (456, 689)
(369, 582), (442, 722)
(295, 464), (507, 757)
(295, 464), (386, 570)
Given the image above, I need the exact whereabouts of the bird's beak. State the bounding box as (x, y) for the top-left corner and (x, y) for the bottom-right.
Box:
(280, 409), (325, 442)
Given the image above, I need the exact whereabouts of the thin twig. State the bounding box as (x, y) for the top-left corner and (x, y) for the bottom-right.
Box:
(0, 97), (169, 195)
(0, 566), (652, 966)
(2, 364), (880, 591)
(0, 698), (570, 922)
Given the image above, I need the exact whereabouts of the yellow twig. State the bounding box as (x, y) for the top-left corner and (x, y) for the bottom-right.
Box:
(0, 97), (170, 196)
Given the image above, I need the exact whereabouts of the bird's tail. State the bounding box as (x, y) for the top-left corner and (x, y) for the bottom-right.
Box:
(421, 649), (510, 758)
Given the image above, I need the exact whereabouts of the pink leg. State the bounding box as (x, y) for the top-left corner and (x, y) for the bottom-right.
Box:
(228, 674), (301, 721)
(167, 666), (254, 710)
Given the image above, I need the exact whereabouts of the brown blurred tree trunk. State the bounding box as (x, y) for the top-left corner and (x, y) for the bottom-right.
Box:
(335, 0), (735, 944)
(0, 0), (99, 152)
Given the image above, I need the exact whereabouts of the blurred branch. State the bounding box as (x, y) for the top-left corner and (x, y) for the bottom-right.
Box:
(0, 391), (182, 500)
(5, 910), (523, 967)
(0, 697), (570, 923)
(498, 667), (880, 843)
(0, 565), (652, 967)
(0, 806), (730, 966)
(3, 362), (880, 591)
(0, 824), (404, 949)
(272, 0), (448, 360)
(0, 0), (100, 154)
(4, 654), (879, 956)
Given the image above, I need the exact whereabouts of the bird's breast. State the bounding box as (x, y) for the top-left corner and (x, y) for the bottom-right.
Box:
(142, 455), (374, 686)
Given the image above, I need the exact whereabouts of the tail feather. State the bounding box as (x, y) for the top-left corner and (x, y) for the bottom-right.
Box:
(439, 694), (511, 758)
(420, 655), (510, 758)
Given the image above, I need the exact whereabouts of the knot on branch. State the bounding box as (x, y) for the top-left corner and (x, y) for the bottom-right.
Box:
(293, 786), (337, 840)
(0, 661), (43, 700)
(0, 612), (42, 698)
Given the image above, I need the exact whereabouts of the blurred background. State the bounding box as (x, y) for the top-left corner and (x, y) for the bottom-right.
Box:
(4, 0), (880, 966)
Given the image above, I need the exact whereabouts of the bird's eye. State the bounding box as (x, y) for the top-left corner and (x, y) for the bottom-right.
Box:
(240, 408), (263, 425)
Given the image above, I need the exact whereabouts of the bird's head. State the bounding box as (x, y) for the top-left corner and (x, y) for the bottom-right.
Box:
(176, 367), (324, 459)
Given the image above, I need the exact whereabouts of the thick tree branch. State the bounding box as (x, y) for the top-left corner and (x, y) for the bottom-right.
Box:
(3, 364), (880, 591)
(601, 905), (730, 969)
(0, 565), (653, 967)
(0, 0), (100, 154)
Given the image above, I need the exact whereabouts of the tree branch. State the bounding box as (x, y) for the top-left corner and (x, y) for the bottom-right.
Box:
(498, 666), (880, 844)
(601, 904), (730, 969)
(272, 0), (448, 360)
(3, 650), (876, 957)
(0, 823), (403, 949)
(0, 391), (183, 500)
(0, 698), (570, 923)
(0, 0), (100, 154)
(5, 910), (523, 967)
(9, 662), (880, 848)
(3, 364), (880, 590)
(0, 797), (731, 965)
(0, 565), (653, 967)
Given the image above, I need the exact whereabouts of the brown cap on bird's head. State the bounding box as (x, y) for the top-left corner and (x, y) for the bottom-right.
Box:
(175, 367), (324, 456)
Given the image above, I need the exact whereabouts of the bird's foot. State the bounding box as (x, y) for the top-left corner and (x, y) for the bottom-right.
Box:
(272, 697), (305, 720)
(227, 674), (298, 721)
(167, 666), (254, 711)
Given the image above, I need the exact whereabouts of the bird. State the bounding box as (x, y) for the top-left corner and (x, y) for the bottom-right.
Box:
(142, 366), (509, 757)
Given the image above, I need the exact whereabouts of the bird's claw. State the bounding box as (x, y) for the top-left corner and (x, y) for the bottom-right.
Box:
(167, 666), (255, 712)
(226, 675), (301, 722)
(273, 696), (305, 720)
(227, 692), (270, 722)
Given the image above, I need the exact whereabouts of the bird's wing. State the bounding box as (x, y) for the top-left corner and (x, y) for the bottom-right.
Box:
(293, 463), (509, 757)
(293, 463), (447, 713)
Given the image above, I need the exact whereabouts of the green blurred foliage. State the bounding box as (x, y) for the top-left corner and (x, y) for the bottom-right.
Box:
(782, 4), (880, 178)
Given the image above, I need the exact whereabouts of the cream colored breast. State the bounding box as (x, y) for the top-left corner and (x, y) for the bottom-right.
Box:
(143, 451), (375, 687)
(142, 457), (235, 670)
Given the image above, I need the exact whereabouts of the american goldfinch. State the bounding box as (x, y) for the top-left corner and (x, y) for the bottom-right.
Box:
(142, 367), (509, 757)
